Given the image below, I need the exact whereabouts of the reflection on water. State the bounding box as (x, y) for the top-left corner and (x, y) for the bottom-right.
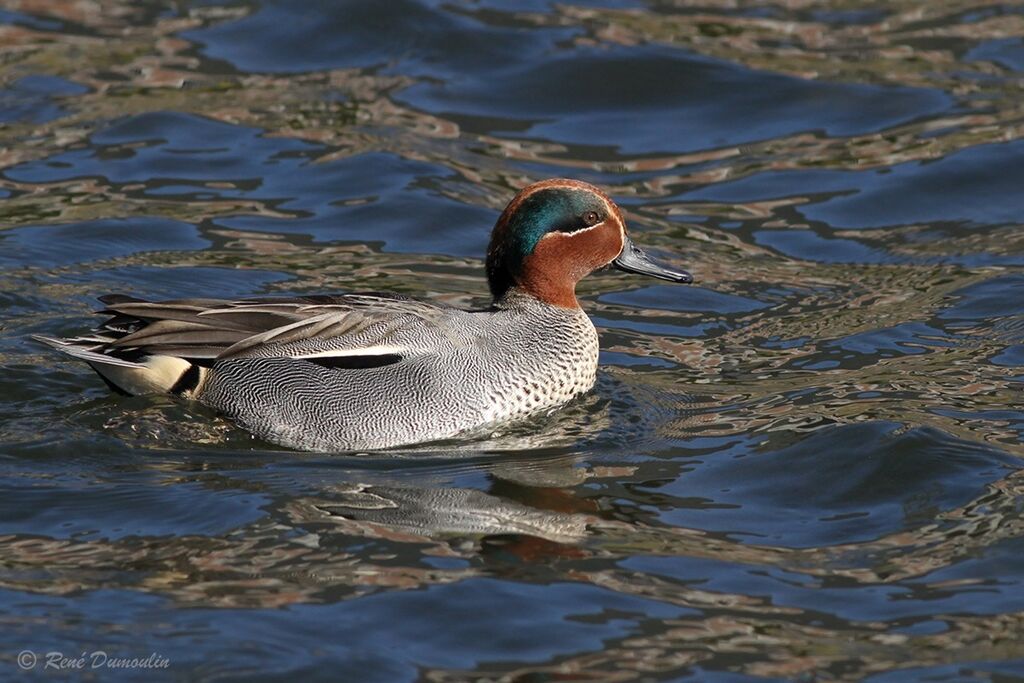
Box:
(1, 0), (1023, 680)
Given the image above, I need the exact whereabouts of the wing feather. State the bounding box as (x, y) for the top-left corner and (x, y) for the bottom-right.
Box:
(83, 292), (462, 364)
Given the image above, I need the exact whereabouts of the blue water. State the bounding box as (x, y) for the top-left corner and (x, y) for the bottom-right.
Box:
(1, 1), (1023, 680)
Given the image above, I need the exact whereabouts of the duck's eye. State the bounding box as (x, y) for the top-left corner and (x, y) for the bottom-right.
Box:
(582, 211), (601, 226)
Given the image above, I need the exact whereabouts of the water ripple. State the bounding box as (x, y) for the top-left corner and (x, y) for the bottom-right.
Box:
(1, 0), (1022, 680)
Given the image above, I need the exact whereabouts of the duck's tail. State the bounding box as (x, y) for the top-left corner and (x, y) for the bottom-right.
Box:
(32, 334), (203, 397)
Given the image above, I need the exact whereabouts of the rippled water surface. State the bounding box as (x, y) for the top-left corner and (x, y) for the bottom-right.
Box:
(2, 1), (1024, 680)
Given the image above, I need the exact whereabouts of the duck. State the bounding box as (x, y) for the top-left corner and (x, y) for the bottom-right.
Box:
(35, 178), (692, 451)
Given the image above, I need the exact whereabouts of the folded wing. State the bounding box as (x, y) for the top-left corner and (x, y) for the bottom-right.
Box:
(95, 293), (457, 362)
(35, 293), (465, 395)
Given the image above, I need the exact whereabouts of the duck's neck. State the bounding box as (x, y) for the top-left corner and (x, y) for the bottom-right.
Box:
(488, 246), (583, 309)
(519, 273), (579, 309)
(494, 285), (579, 311)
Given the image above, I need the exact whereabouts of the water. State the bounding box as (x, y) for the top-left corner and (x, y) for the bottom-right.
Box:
(1, 1), (1023, 680)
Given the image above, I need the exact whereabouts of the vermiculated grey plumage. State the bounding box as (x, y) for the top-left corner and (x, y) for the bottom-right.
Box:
(38, 290), (598, 451)
(199, 290), (598, 450)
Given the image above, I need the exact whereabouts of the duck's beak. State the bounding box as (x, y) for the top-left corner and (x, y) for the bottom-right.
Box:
(613, 235), (693, 283)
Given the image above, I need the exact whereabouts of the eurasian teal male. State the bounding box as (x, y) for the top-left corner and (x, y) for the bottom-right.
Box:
(36, 179), (692, 451)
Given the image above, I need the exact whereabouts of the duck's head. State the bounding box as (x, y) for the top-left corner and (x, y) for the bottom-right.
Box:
(486, 178), (692, 307)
